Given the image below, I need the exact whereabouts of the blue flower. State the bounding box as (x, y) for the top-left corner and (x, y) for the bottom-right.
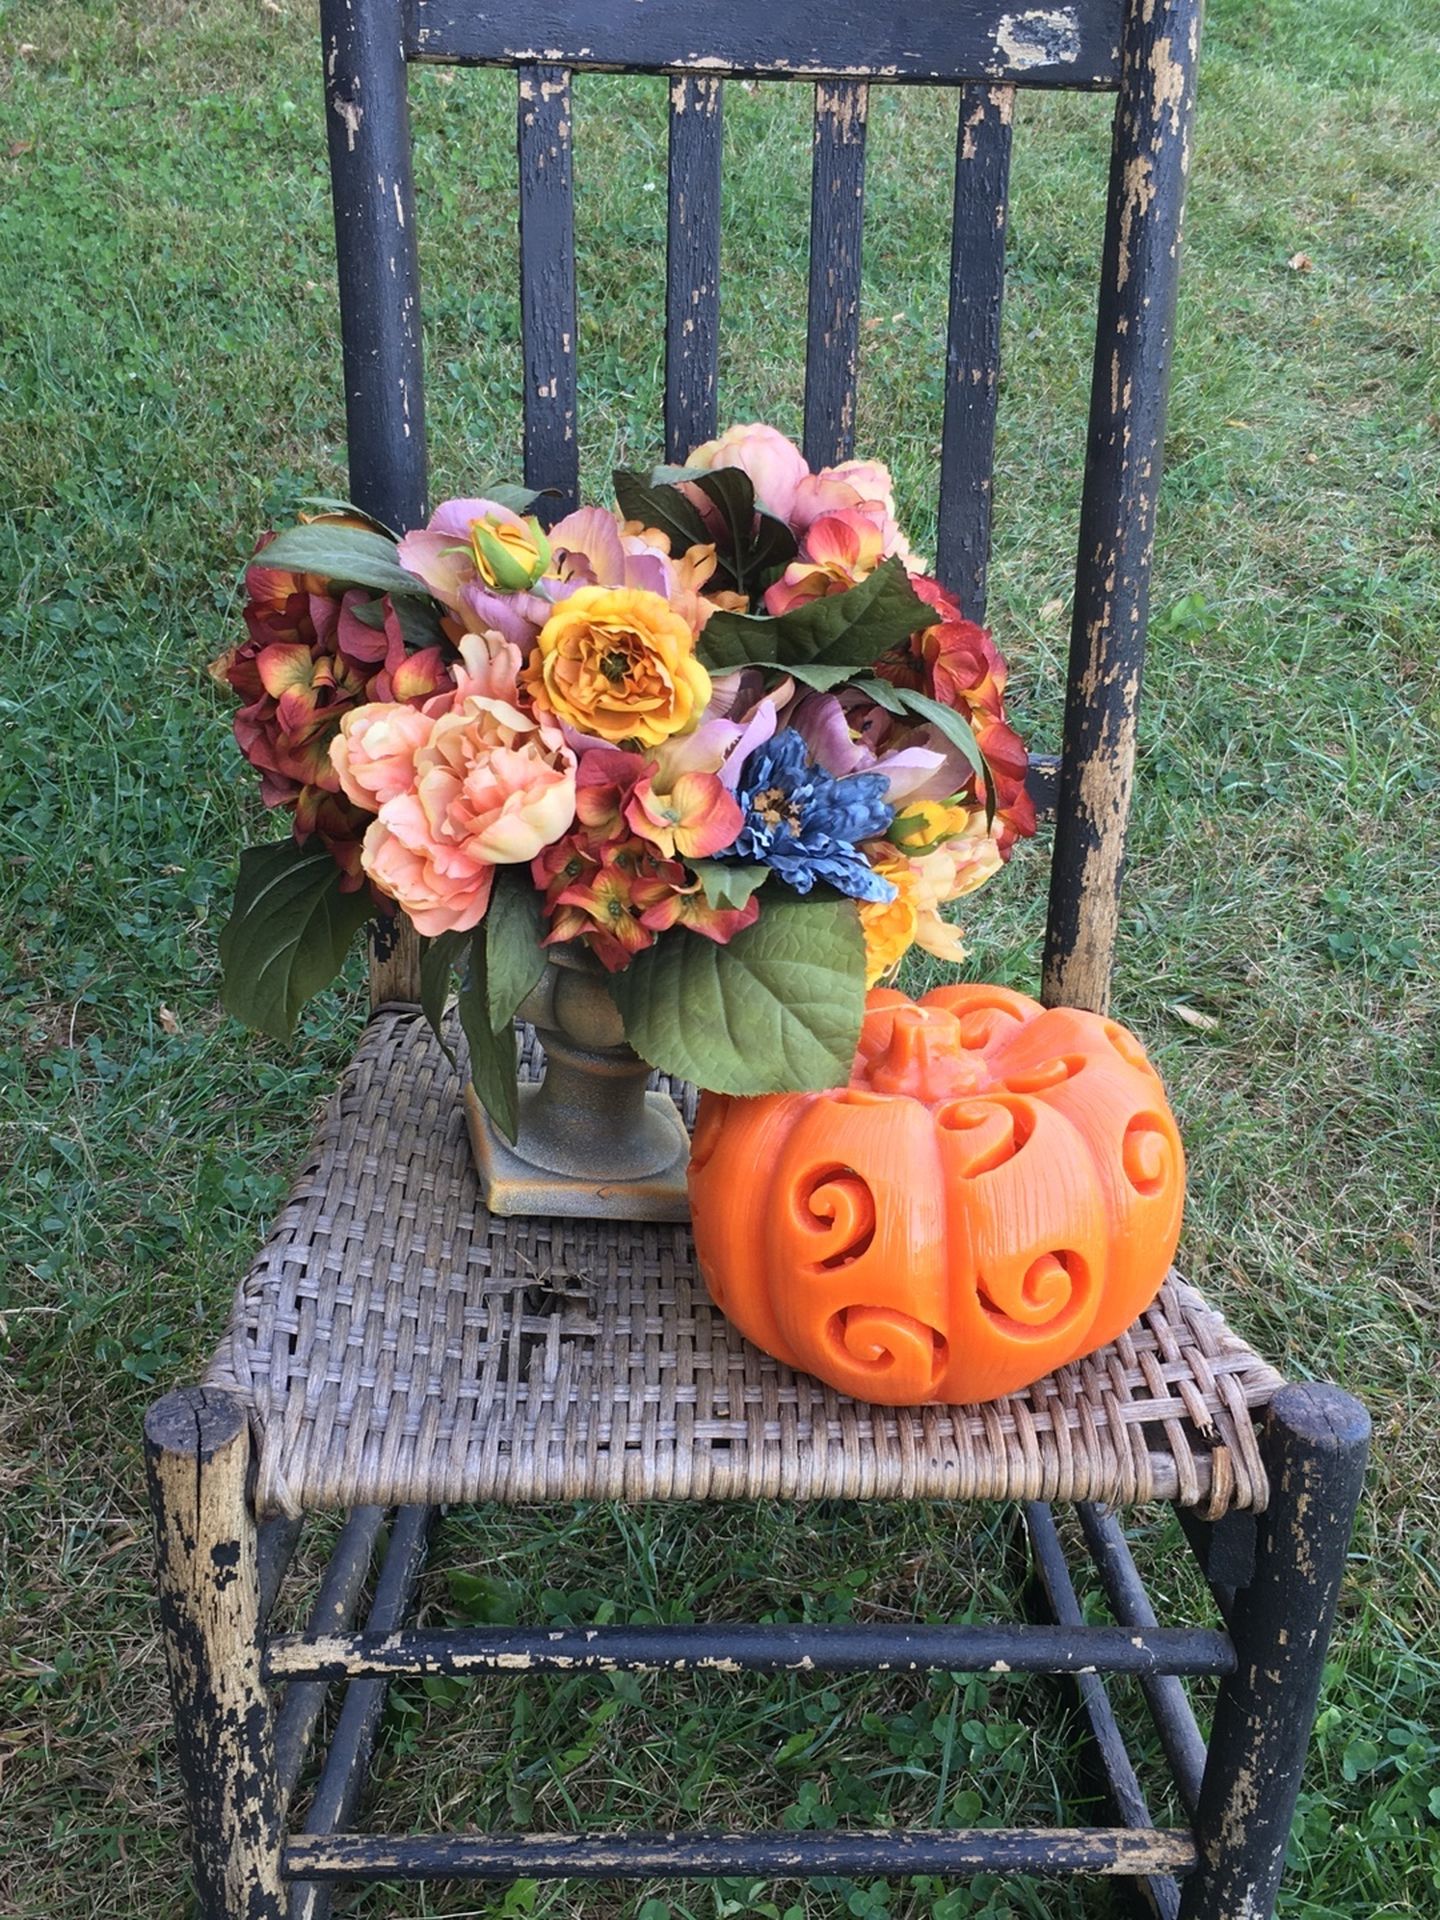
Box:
(725, 730), (897, 902)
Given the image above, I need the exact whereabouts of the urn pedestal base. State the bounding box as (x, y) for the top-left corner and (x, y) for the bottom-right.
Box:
(464, 944), (692, 1225)
(465, 1084), (691, 1222)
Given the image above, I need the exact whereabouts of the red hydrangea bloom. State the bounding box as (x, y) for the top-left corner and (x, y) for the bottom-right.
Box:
(874, 574), (1036, 854)
(212, 535), (453, 889)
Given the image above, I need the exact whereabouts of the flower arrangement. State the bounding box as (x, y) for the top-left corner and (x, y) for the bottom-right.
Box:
(213, 423), (1034, 1133)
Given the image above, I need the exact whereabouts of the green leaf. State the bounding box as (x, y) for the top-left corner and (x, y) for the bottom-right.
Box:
(689, 468), (798, 599)
(484, 867), (549, 1031)
(418, 930), (466, 1065)
(486, 483), (546, 514)
(648, 463), (706, 485)
(385, 592), (448, 650)
(609, 894), (866, 1095)
(690, 861), (771, 912)
(765, 660), (858, 691)
(697, 557), (930, 673)
(613, 468), (711, 557)
(891, 686), (994, 819)
(219, 841), (372, 1041)
(458, 929), (520, 1143)
(853, 672), (907, 716)
(690, 467), (756, 584)
(252, 523), (425, 597)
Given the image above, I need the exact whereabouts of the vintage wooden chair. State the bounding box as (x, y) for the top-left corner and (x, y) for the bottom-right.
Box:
(144, 3), (1370, 1916)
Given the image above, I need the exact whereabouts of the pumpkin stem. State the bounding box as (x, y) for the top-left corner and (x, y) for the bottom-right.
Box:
(865, 1005), (985, 1102)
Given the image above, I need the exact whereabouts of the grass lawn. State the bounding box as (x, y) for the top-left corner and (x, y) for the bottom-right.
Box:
(3, 1), (1438, 1914)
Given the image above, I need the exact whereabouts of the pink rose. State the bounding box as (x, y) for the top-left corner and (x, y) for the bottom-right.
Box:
(792, 459), (911, 563)
(687, 422), (810, 524)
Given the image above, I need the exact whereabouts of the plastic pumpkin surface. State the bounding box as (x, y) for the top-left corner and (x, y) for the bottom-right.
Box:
(688, 984), (1185, 1405)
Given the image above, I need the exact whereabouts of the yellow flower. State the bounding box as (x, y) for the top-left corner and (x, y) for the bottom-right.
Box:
(858, 844), (922, 986)
(889, 797), (975, 856)
(525, 586), (711, 747)
(469, 512), (551, 591)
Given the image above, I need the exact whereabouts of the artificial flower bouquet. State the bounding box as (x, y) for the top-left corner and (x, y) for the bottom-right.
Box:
(213, 423), (1034, 1136)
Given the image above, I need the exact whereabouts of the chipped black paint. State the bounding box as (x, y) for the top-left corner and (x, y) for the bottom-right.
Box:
(664, 75), (724, 463)
(265, 1618), (1236, 1682)
(1077, 1503), (1208, 1817)
(518, 64), (579, 521)
(1025, 1501), (1184, 1920)
(1042, 0), (1203, 1013)
(145, 1388), (284, 1920)
(320, 0), (427, 538)
(803, 81), (868, 470)
(287, 1823), (1198, 1883)
(936, 83), (1013, 617)
(405, 0), (1124, 89)
(1178, 1386), (1369, 1920)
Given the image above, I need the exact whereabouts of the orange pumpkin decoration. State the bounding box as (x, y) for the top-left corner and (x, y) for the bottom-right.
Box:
(688, 984), (1185, 1405)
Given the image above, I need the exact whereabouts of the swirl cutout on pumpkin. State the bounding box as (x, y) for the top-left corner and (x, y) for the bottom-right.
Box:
(1122, 1113), (1174, 1197)
(1003, 1055), (1087, 1096)
(791, 1163), (877, 1270)
(1102, 1019), (1156, 1076)
(975, 1249), (1094, 1343)
(934, 1094), (1035, 1175)
(824, 1305), (949, 1399)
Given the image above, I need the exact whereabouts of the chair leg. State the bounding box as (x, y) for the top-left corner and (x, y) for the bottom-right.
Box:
(145, 1387), (285, 1920)
(1177, 1382), (1369, 1920)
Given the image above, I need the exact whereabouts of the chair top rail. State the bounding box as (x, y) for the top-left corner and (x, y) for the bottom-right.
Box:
(405, 0), (1124, 89)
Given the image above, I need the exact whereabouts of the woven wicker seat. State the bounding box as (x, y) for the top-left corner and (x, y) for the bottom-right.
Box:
(208, 1010), (1283, 1522)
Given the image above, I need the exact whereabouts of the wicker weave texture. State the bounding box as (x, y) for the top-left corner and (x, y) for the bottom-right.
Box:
(208, 1011), (1284, 1520)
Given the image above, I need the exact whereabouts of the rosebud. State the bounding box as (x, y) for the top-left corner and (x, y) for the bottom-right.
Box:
(470, 513), (551, 592)
(889, 797), (974, 857)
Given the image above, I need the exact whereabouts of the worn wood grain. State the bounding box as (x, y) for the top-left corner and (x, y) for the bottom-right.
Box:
(518, 63), (579, 518)
(803, 81), (868, 470)
(367, 914), (422, 1010)
(265, 1619), (1235, 1681)
(665, 74), (724, 463)
(321, 0), (427, 538)
(406, 0), (1126, 88)
(936, 84), (1013, 618)
(145, 1388), (285, 1919)
(287, 1823), (1198, 1882)
(1041, 0), (1203, 1012)
(1178, 1385), (1369, 1920)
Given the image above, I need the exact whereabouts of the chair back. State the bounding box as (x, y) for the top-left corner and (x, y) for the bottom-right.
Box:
(321, 0), (1202, 1014)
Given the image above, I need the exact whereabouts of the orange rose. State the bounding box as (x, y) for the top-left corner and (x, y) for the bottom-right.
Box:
(525, 586), (711, 748)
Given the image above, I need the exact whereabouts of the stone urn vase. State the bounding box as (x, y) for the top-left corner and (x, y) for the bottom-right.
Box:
(464, 944), (691, 1222)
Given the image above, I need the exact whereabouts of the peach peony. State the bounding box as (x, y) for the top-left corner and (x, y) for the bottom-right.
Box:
(524, 586), (711, 748)
(331, 703), (436, 810)
(358, 695), (577, 935)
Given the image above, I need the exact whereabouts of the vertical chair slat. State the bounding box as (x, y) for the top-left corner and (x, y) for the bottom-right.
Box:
(518, 63), (579, 520)
(665, 74), (724, 464)
(1042, 0), (1203, 1012)
(802, 81), (869, 471)
(935, 84), (1014, 620)
(322, 0), (427, 1009)
(320, 0), (427, 536)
